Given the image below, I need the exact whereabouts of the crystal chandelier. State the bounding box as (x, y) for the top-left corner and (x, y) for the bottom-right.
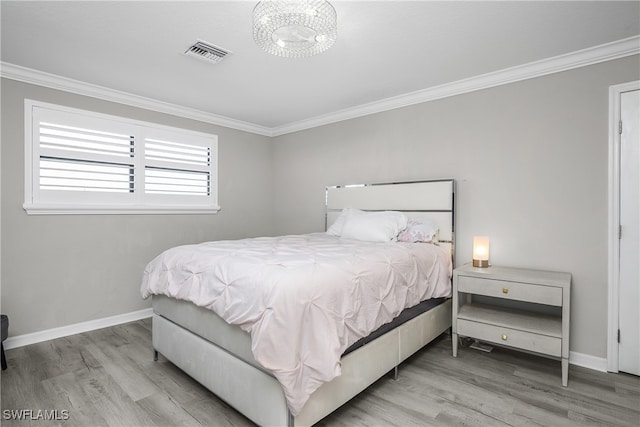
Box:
(252, 0), (337, 58)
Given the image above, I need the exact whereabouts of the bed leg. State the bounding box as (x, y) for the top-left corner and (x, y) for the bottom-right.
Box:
(287, 408), (294, 427)
(153, 349), (158, 362)
(392, 366), (399, 380)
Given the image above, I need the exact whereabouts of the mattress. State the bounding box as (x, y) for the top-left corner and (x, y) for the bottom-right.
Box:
(343, 297), (446, 355)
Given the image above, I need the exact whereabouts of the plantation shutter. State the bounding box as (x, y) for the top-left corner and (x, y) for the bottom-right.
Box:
(144, 136), (211, 197)
(38, 122), (135, 194)
(25, 100), (218, 214)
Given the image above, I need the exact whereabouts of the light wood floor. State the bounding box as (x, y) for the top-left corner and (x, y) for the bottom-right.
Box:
(1, 318), (638, 426)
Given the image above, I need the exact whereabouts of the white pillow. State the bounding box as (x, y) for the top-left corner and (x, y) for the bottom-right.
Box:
(340, 210), (408, 242)
(326, 208), (363, 236)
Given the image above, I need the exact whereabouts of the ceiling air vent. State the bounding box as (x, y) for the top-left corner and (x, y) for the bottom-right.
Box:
(184, 40), (230, 64)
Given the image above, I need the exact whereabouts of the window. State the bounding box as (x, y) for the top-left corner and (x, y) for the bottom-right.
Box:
(24, 100), (219, 214)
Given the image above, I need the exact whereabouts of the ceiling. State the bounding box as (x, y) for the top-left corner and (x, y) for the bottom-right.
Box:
(2, 1), (639, 134)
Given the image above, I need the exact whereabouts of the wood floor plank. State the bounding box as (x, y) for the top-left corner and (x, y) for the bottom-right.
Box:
(1, 321), (638, 427)
(74, 363), (156, 427)
(180, 397), (254, 427)
(84, 341), (158, 402)
(41, 371), (109, 427)
(134, 393), (204, 427)
(0, 343), (76, 427)
(138, 357), (215, 407)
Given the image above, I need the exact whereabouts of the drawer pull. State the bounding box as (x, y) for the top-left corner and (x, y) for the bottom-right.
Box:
(501, 334), (508, 341)
(502, 287), (509, 294)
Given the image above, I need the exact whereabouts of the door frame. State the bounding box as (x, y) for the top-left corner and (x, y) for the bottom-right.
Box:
(607, 80), (640, 372)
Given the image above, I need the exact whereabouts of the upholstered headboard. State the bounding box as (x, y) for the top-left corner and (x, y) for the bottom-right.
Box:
(325, 179), (455, 263)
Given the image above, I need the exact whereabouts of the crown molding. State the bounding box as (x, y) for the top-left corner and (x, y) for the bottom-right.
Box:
(271, 35), (640, 136)
(2, 36), (638, 138)
(0, 62), (274, 137)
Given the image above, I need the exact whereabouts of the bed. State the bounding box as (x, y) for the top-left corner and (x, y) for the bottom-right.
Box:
(141, 179), (455, 426)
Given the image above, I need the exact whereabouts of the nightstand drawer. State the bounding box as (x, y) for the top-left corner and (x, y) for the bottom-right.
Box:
(457, 318), (562, 357)
(457, 276), (562, 306)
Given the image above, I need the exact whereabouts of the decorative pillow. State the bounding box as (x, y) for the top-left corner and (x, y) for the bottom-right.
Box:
(326, 208), (362, 236)
(397, 218), (439, 243)
(340, 210), (408, 242)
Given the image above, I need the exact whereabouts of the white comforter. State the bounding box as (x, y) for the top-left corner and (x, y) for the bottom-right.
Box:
(140, 233), (451, 415)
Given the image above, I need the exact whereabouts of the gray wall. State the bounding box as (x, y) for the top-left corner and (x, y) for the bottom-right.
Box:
(271, 55), (640, 359)
(2, 55), (638, 360)
(1, 79), (274, 336)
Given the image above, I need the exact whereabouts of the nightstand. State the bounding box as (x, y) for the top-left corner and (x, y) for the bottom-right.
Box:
(452, 264), (571, 386)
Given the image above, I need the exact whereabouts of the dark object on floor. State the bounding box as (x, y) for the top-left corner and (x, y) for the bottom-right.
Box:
(1, 314), (8, 370)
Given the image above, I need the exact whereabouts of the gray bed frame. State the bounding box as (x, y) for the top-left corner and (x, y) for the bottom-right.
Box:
(151, 179), (456, 426)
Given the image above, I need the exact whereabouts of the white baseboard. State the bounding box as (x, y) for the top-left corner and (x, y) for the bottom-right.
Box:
(3, 310), (610, 375)
(570, 350), (608, 372)
(3, 308), (153, 350)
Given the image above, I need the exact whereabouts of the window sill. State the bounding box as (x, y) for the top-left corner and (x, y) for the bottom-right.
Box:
(23, 203), (221, 215)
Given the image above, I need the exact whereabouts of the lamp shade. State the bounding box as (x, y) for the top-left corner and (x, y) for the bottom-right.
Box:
(472, 236), (490, 267)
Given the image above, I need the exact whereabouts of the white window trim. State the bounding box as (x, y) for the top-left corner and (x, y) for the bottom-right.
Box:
(24, 99), (220, 215)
